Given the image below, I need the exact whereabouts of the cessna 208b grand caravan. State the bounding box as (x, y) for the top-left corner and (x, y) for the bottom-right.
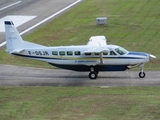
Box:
(4, 21), (156, 79)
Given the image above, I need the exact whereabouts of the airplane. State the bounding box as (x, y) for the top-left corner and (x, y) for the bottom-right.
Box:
(4, 21), (156, 79)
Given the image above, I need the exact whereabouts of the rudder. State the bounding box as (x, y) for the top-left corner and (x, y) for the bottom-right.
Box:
(4, 21), (24, 53)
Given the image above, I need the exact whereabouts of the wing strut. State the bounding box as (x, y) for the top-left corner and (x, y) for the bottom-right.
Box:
(99, 52), (103, 64)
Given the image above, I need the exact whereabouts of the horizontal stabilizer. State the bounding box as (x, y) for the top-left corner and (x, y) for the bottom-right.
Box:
(9, 49), (25, 54)
(23, 41), (46, 48)
(4, 20), (48, 54)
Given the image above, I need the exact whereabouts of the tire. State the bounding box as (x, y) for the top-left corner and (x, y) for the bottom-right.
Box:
(89, 72), (97, 79)
(139, 72), (145, 78)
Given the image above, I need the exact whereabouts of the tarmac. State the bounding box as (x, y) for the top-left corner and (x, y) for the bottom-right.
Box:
(0, 64), (160, 87)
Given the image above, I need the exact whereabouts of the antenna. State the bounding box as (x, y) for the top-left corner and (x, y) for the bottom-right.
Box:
(47, 43), (51, 47)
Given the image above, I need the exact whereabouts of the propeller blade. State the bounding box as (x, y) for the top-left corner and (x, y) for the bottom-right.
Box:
(149, 54), (156, 62)
(150, 54), (156, 59)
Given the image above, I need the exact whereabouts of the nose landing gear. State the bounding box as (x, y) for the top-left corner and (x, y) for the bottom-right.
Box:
(139, 68), (145, 78)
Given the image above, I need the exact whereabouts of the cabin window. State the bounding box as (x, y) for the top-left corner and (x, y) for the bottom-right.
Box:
(67, 51), (73, 56)
(74, 51), (81, 55)
(52, 51), (58, 55)
(103, 52), (108, 55)
(85, 53), (91, 55)
(59, 51), (65, 56)
(95, 53), (99, 55)
(110, 51), (116, 55)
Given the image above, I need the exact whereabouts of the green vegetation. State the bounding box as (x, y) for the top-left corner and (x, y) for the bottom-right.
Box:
(0, 87), (160, 120)
(0, 0), (160, 69)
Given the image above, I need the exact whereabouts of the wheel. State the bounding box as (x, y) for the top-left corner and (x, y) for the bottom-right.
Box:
(89, 72), (97, 79)
(139, 72), (145, 78)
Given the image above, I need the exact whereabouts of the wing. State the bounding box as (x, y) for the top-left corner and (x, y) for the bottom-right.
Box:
(84, 47), (109, 53)
(87, 36), (107, 46)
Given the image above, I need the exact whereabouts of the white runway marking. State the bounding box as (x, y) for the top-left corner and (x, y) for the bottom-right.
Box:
(0, 15), (36, 32)
(0, 0), (81, 47)
(20, 0), (81, 35)
(0, 1), (22, 11)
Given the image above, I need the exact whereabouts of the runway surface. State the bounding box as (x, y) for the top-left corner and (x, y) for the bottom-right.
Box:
(0, 64), (160, 87)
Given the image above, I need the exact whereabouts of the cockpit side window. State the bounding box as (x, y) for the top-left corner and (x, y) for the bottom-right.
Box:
(115, 47), (128, 55)
(110, 51), (116, 55)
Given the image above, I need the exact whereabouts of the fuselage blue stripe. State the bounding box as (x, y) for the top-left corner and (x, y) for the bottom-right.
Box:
(12, 53), (144, 60)
(128, 52), (148, 56)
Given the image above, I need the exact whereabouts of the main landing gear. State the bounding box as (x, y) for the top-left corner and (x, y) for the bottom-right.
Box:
(88, 67), (99, 79)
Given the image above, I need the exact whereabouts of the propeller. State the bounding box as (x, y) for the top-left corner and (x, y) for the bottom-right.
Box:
(149, 54), (156, 62)
(149, 54), (156, 71)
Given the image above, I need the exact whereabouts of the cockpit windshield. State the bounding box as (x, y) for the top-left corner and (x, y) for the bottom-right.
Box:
(115, 47), (128, 55)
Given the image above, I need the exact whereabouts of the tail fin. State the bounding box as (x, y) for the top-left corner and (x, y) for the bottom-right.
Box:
(4, 21), (24, 53)
(4, 21), (47, 53)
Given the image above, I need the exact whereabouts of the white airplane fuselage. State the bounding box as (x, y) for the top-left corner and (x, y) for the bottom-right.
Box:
(11, 45), (150, 72)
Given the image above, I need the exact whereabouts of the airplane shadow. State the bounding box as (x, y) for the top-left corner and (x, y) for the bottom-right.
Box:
(16, 75), (134, 87)
(0, 71), (141, 86)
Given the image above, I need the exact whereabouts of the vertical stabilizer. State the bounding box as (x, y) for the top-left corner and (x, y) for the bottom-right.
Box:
(4, 21), (24, 53)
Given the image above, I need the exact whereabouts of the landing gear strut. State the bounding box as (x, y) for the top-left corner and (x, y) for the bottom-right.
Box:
(88, 67), (98, 79)
(139, 68), (145, 78)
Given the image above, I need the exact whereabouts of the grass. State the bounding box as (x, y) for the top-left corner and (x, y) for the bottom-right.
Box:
(0, 0), (160, 69)
(0, 87), (160, 120)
